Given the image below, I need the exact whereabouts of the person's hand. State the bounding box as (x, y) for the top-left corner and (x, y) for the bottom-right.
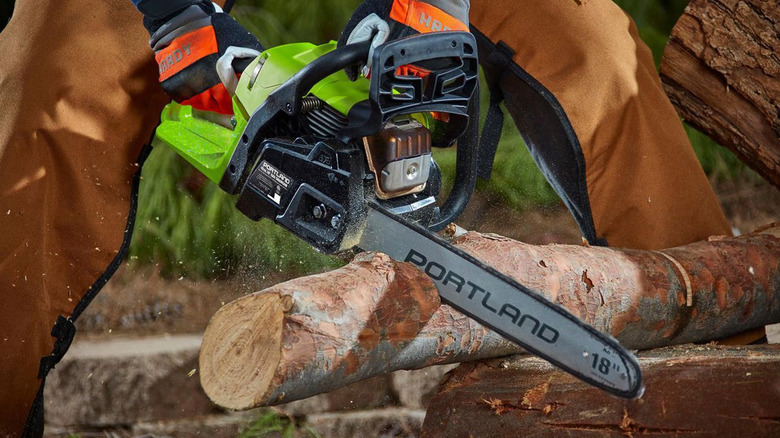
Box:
(142, 1), (263, 115)
(338, 0), (470, 79)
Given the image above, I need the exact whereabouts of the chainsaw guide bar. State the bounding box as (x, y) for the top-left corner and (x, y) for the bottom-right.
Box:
(360, 203), (644, 399)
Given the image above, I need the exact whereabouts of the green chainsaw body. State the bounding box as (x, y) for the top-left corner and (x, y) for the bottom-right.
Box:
(153, 32), (480, 252)
(154, 42), (370, 184)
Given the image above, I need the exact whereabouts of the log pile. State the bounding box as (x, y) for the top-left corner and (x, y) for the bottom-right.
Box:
(421, 344), (780, 437)
(660, 0), (780, 188)
(199, 224), (780, 410)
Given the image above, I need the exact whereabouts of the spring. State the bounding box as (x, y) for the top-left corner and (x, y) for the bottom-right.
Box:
(301, 96), (324, 113)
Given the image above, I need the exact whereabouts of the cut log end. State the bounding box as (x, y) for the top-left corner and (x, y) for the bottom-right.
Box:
(199, 292), (291, 410)
(199, 252), (445, 410)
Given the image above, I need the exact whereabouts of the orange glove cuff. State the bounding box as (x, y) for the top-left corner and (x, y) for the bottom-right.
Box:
(389, 0), (469, 34)
(155, 26), (219, 82)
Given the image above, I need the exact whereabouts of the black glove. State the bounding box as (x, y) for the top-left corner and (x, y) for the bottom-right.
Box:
(338, 0), (470, 79)
(136, 1), (264, 115)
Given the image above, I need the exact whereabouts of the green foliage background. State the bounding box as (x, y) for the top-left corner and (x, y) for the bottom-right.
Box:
(128, 0), (751, 278)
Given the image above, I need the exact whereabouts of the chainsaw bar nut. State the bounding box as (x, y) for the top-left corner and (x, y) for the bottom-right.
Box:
(313, 204), (329, 219)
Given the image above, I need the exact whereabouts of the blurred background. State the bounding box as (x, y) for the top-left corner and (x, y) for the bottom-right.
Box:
(127, 0), (761, 282)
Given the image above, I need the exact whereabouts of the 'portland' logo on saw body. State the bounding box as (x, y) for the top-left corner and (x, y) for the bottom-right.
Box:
(405, 249), (560, 344)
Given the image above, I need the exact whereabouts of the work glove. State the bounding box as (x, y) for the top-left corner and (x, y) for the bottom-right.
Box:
(338, 0), (470, 79)
(138, 1), (264, 115)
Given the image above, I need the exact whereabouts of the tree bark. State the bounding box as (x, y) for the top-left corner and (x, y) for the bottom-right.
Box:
(660, 0), (780, 188)
(200, 224), (780, 410)
(421, 344), (780, 438)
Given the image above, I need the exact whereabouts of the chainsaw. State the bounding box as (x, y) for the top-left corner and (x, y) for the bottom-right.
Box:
(154, 32), (644, 399)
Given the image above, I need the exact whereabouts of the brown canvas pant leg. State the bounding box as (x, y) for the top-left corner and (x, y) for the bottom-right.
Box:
(470, 0), (732, 251)
(0, 0), (168, 434)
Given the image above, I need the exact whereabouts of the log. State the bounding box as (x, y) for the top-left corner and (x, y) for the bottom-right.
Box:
(660, 0), (780, 188)
(421, 344), (780, 437)
(200, 252), (522, 410)
(200, 224), (780, 410)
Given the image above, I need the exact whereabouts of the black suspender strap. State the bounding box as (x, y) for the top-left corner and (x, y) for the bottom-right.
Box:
(37, 315), (76, 379)
(476, 40), (514, 180)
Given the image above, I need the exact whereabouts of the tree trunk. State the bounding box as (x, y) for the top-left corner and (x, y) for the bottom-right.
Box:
(421, 344), (780, 438)
(660, 0), (780, 188)
(199, 224), (780, 410)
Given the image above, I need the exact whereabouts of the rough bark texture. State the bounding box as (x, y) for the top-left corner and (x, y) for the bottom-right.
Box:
(660, 0), (780, 188)
(200, 225), (780, 410)
(421, 344), (780, 437)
